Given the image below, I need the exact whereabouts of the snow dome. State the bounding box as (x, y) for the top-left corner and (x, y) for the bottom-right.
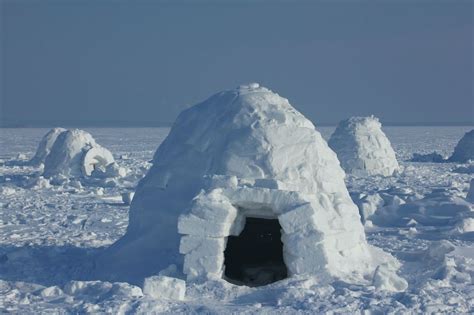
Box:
(97, 84), (401, 288)
(29, 127), (67, 166)
(328, 116), (399, 177)
(449, 129), (474, 163)
(43, 129), (117, 179)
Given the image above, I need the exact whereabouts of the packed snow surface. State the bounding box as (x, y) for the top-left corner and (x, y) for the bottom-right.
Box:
(329, 116), (400, 176)
(0, 124), (473, 313)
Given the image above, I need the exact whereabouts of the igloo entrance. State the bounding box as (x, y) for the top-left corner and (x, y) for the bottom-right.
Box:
(223, 217), (288, 287)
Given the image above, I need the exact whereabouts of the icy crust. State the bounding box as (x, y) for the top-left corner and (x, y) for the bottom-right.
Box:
(98, 84), (400, 286)
(29, 127), (67, 166)
(328, 116), (399, 176)
(41, 129), (123, 180)
(449, 129), (474, 163)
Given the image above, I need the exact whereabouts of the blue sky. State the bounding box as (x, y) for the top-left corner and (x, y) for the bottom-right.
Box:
(1, 0), (473, 126)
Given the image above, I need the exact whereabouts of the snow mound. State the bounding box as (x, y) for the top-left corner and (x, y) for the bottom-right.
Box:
(328, 116), (399, 176)
(97, 84), (399, 287)
(449, 129), (474, 163)
(29, 128), (67, 166)
(42, 129), (119, 180)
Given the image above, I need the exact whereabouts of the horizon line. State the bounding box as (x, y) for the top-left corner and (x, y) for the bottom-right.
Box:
(1, 121), (473, 128)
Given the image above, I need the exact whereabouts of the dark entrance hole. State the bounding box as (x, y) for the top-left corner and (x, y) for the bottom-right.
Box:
(223, 217), (288, 287)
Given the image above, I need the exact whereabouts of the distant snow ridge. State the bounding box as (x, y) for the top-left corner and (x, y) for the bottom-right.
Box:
(449, 129), (474, 163)
(29, 127), (67, 166)
(97, 83), (403, 290)
(328, 116), (399, 176)
(39, 128), (124, 180)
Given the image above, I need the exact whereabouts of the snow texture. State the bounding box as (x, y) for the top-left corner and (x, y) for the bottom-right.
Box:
(449, 129), (474, 163)
(97, 84), (399, 286)
(328, 116), (399, 176)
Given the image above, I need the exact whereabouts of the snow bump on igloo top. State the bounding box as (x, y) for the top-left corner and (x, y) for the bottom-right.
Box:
(97, 84), (402, 288)
(328, 116), (399, 177)
(449, 129), (474, 163)
(42, 129), (122, 179)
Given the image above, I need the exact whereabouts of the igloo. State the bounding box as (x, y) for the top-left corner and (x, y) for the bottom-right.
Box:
(328, 116), (399, 177)
(43, 129), (119, 179)
(97, 84), (400, 287)
(29, 127), (67, 166)
(449, 129), (474, 163)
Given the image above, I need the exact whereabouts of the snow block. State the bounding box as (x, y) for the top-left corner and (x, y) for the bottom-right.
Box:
(142, 276), (185, 300)
(179, 236), (226, 255)
(278, 203), (318, 234)
(177, 214), (232, 237)
(183, 251), (224, 279)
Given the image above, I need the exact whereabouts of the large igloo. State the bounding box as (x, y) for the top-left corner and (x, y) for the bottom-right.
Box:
(328, 116), (399, 177)
(449, 129), (474, 163)
(97, 84), (401, 287)
(43, 129), (119, 179)
(29, 127), (67, 166)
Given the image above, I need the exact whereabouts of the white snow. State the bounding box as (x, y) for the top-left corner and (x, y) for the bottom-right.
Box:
(328, 116), (400, 176)
(449, 129), (474, 162)
(97, 84), (397, 287)
(0, 124), (473, 313)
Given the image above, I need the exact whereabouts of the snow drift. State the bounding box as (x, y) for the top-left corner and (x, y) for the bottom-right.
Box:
(449, 129), (474, 163)
(97, 84), (401, 288)
(328, 116), (399, 176)
(41, 128), (123, 180)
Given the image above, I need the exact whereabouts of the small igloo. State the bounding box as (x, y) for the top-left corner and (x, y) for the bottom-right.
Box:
(328, 116), (399, 177)
(42, 129), (119, 179)
(449, 129), (474, 163)
(97, 84), (400, 287)
(29, 127), (67, 166)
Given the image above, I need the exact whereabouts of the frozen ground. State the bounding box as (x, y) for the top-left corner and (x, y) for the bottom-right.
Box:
(0, 126), (473, 314)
